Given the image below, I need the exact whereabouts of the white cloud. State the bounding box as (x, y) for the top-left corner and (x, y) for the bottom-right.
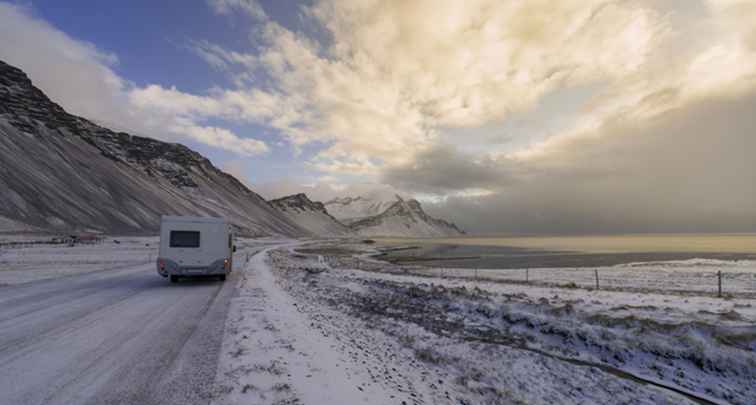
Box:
(129, 85), (225, 117)
(207, 0), (266, 20)
(189, 40), (258, 74)
(183, 1), (675, 174)
(0, 3), (127, 126)
(0, 3), (268, 157)
(231, 1), (753, 180)
(177, 124), (269, 156)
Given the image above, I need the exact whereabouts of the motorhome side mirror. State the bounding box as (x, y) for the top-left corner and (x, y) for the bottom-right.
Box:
(233, 246), (237, 252)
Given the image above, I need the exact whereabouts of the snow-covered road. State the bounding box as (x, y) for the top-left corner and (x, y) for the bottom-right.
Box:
(0, 257), (240, 405)
(213, 243), (403, 405)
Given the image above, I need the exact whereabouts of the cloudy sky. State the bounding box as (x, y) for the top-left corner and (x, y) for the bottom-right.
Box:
(1, 0), (755, 234)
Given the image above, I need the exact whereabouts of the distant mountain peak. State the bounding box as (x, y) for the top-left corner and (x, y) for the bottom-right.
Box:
(270, 193), (328, 214)
(269, 193), (352, 236)
(324, 195), (367, 205)
(321, 192), (464, 237)
(348, 196), (464, 237)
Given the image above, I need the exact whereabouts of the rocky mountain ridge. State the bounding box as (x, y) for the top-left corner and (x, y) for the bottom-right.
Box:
(0, 59), (307, 236)
(323, 195), (398, 224)
(348, 195), (465, 237)
(269, 193), (352, 236)
(272, 193), (464, 237)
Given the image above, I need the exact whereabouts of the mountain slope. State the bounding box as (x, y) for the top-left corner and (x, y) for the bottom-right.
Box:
(349, 196), (464, 237)
(269, 193), (353, 237)
(323, 196), (396, 225)
(0, 60), (307, 236)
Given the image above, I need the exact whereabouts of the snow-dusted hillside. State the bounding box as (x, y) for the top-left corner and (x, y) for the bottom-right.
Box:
(269, 193), (352, 237)
(0, 60), (307, 236)
(323, 196), (396, 224)
(349, 196), (464, 237)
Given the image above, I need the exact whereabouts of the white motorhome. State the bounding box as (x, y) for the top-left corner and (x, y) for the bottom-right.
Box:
(157, 216), (235, 283)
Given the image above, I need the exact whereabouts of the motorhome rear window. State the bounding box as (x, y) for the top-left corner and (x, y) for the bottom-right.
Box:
(169, 231), (200, 248)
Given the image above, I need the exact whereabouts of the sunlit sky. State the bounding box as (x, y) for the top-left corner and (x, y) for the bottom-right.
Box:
(1, 0), (755, 233)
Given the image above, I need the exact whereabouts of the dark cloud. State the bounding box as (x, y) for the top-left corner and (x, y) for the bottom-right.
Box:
(395, 89), (756, 234)
(382, 144), (513, 194)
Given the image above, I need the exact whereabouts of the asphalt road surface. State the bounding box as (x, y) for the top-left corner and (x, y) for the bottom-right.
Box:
(0, 259), (239, 405)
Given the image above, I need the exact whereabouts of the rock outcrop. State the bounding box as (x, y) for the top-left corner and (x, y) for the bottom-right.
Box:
(269, 193), (352, 236)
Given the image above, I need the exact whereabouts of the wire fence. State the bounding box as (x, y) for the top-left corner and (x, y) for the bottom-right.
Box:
(321, 255), (756, 298)
(410, 265), (756, 297)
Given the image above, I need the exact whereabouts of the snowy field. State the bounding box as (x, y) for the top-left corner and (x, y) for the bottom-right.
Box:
(328, 250), (756, 298)
(0, 235), (157, 285)
(406, 259), (756, 297)
(214, 240), (756, 405)
(2, 236), (753, 404)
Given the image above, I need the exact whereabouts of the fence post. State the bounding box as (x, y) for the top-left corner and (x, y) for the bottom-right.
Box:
(594, 269), (599, 290)
(718, 270), (722, 298)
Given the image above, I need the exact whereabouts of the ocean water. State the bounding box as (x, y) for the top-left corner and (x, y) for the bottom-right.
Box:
(376, 234), (756, 268)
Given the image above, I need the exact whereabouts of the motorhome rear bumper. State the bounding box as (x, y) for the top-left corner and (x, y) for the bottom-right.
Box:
(156, 258), (230, 277)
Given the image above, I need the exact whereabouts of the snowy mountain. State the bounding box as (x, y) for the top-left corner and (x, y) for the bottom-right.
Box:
(348, 196), (464, 237)
(323, 196), (397, 224)
(0, 60), (307, 237)
(269, 193), (353, 237)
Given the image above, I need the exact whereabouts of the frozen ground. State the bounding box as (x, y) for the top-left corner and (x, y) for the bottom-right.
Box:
(213, 242), (403, 405)
(2, 236), (753, 404)
(0, 235), (158, 285)
(410, 258), (756, 297)
(352, 247), (756, 297)
(214, 241), (756, 404)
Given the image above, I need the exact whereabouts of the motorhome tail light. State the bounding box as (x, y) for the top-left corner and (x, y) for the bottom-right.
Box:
(224, 259), (229, 269)
(159, 259), (165, 270)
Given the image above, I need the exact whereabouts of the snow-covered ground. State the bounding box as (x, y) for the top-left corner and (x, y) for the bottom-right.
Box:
(334, 251), (756, 297)
(0, 235), (157, 285)
(213, 242), (407, 405)
(406, 258), (756, 297)
(215, 241), (756, 404)
(3, 236), (753, 404)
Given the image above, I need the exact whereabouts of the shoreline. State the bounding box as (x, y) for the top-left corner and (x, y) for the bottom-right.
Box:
(375, 233), (756, 254)
(372, 236), (756, 268)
